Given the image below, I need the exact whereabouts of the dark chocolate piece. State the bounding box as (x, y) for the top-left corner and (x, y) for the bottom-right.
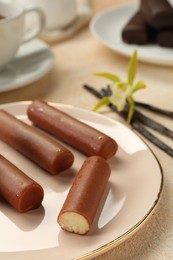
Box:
(122, 11), (150, 45)
(156, 28), (173, 47)
(141, 0), (173, 29)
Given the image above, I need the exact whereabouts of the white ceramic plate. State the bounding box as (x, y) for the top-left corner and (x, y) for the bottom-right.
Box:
(90, 3), (173, 66)
(0, 102), (163, 260)
(0, 39), (54, 93)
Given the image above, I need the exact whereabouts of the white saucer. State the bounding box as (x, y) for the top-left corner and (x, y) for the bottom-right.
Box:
(90, 3), (173, 66)
(0, 39), (54, 93)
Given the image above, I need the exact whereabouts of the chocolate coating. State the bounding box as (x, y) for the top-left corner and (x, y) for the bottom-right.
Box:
(27, 100), (118, 160)
(122, 11), (150, 45)
(156, 28), (173, 47)
(0, 155), (44, 212)
(141, 0), (173, 29)
(58, 156), (111, 234)
(0, 109), (74, 175)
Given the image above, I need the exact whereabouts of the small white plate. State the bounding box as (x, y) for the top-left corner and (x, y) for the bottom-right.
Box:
(0, 39), (54, 93)
(0, 102), (163, 260)
(90, 3), (173, 66)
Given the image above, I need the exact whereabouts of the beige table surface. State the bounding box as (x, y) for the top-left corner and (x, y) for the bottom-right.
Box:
(0, 0), (173, 259)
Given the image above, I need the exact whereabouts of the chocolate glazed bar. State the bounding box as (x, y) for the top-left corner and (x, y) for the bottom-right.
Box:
(156, 29), (173, 47)
(0, 109), (74, 175)
(0, 155), (44, 213)
(141, 0), (173, 29)
(122, 11), (150, 45)
(27, 100), (118, 160)
(58, 156), (111, 235)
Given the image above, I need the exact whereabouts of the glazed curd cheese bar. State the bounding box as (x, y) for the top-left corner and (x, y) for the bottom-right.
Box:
(141, 0), (173, 29)
(0, 155), (44, 213)
(156, 29), (173, 47)
(122, 0), (173, 48)
(122, 11), (150, 45)
(0, 109), (74, 175)
(27, 100), (118, 160)
(58, 156), (111, 235)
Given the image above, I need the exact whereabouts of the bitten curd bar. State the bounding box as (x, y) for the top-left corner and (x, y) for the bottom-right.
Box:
(58, 156), (111, 235)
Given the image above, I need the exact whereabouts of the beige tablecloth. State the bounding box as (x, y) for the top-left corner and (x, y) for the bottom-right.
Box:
(0, 0), (173, 259)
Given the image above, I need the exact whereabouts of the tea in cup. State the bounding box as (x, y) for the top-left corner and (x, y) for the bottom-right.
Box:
(0, 14), (5, 19)
(0, 0), (45, 70)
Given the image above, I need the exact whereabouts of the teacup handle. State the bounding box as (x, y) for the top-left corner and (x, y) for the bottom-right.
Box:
(22, 6), (45, 43)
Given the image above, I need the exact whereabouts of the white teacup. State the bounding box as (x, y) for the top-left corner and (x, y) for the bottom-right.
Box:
(0, 0), (45, 70)
(21, 0), (77, 30)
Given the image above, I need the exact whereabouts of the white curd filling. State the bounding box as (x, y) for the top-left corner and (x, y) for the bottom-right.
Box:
(59, 212), (89, 235)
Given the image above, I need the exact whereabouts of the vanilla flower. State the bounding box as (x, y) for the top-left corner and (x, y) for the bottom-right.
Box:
(93, 50), (146, 124)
